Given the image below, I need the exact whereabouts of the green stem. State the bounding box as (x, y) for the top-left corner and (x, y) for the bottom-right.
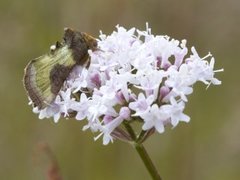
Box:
(123, 121), (137, 140)
(136, 130), (147, 143)
(123, 122), (162, 180)
(134, 143), (162, 180)
(137, 128), (155, 144)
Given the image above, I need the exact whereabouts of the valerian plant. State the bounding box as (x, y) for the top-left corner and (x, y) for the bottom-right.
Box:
(25, 24), (223, 180)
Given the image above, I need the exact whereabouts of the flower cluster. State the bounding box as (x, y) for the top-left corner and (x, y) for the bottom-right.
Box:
(33, 25), (222, 145)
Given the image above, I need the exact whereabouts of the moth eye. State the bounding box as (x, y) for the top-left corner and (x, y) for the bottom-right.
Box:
(50, 45), (56, 51)
(90, 41), (97, 49)
(93, 41), (97, 47)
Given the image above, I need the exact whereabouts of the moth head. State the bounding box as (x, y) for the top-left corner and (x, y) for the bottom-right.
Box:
(81, 32), (98, 51)
(63, 28), (97, 50)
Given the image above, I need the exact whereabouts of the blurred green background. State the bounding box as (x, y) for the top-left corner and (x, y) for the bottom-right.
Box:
(0, 0), (239, 179)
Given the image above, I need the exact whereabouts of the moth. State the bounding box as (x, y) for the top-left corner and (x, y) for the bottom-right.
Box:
(23, 28), (97, 110)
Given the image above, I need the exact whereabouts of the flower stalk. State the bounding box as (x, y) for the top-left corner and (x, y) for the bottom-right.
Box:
(123, 122), (162, 180)
(134, 143), (162, 180)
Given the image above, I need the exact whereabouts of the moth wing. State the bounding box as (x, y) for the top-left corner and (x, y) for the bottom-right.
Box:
(24, 45), (75, 109)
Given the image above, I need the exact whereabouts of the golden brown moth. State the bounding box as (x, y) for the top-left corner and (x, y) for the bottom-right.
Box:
(23, 28), (97, 109)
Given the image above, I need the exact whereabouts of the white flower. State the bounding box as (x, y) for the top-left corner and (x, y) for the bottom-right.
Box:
(37, 104), (61, 123)
(161, 98), (190, 127)
(35, 88), (76, 123)
(164, 64), (195, 102)
(135, 70), (165, 98)
(70, 93), (89, 120)
(141, 104), (168, 133)
(95, 107), (131, 145)
(186, 47), (223, 86)
(71, 68), (88, 93)
(129, 93), (155, 116)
